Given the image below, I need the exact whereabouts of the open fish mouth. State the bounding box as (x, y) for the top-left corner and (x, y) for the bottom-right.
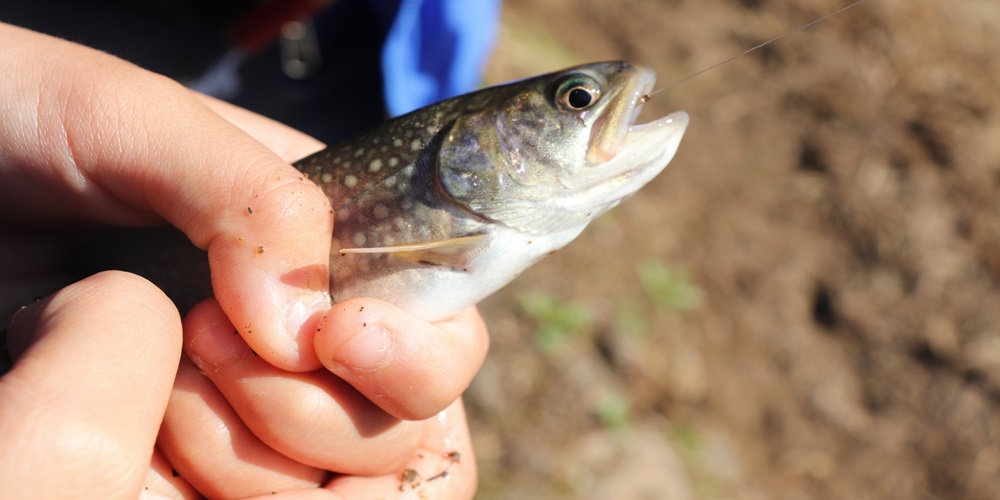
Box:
(577, 64), (689, 197)
(586, 64), (664, 165)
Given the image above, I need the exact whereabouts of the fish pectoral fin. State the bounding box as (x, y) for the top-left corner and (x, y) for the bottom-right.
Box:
(339, 234), (488, 271)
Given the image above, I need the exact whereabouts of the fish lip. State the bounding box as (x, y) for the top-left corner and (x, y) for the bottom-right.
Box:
(628, 109), (691, 135)
(570, 108), (689, 196)
(608, 110), (690, 180)
(586, 65), (657, 164)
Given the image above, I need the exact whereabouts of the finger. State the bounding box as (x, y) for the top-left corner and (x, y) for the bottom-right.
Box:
(0, 271), (182, 498)
(0, 23), (333, 370)
(325, 399), (477, 499)
(314, 299), (489, 420)
(144, 449), (200, 499)
(158, 354), (327, 498)
(184, 299), (423, 474)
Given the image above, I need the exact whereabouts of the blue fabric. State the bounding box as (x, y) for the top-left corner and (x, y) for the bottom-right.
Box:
(378, 0), (500, 116)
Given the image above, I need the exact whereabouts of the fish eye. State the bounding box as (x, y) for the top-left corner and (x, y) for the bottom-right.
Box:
(555, 76), (601, 111)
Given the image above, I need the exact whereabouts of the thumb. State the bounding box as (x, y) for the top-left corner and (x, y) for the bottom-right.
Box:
(0, 23), (333, 369)
(0, 271), (182, 498)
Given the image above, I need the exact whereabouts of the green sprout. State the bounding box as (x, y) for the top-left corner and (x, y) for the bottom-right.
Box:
(636, 259), (703, 313)
(596, 392), (632, 433)
(518, 290), (591, 350)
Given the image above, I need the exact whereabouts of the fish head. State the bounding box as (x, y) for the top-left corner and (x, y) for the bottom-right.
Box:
(439, 61), (689, 235)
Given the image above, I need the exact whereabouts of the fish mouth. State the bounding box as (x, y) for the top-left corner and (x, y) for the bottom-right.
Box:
(567, 64), (688, 212)
(586, 65), (663, 165)
(581, 64), (689, 181)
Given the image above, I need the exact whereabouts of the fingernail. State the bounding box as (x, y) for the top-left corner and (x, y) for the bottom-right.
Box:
(285, 289), (331, 341)
(333, 321), (392, 371)
(187, 319), (250, 371)
(6, 298), (50, 359)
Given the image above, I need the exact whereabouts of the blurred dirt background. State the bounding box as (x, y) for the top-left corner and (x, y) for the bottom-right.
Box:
(466, 0), (1000, 498)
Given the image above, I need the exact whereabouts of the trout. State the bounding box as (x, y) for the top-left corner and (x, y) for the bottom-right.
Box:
(85, 61), (688, 321)
(301, 61), (687, 321)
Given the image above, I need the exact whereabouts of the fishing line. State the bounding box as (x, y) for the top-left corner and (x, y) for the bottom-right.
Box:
(645, 0), (871, 98)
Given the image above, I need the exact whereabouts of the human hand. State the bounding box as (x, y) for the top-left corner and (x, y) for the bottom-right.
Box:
(156, 298), (481, 498)
(2, 274), (480, 498)
(0, 23), (488, 497)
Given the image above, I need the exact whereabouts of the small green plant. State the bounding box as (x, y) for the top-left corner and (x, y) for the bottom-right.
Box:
(596, 392), (632, 433)
(518, 290), (591, 350)
(672, 424), (703, 459)
(636, 259), (703, 313)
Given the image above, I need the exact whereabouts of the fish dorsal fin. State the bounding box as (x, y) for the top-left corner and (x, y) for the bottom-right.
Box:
(339, 234), (489, 271)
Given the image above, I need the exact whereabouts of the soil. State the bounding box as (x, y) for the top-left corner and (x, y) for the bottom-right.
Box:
(467, 0), (1000, 498)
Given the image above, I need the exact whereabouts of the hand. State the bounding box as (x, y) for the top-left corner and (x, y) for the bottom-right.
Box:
(157, 298), (481, 498)
(0, 23), (488, 498)
(3, 274), (482, 498)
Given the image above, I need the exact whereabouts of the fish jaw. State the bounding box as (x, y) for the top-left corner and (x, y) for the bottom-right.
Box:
(571, 62), (690, 197)
(586, 64), (658, 165)
(567, 110), (689, 214)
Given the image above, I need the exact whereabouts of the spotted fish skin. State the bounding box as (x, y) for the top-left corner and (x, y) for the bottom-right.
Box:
(295, 94), (498, 319)
(293, 61), (689, 321)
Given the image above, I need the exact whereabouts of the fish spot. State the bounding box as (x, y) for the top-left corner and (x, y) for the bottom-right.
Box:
(373, 204), (390, 219)
(344, 175), (358, 188)
(369, 159), (383, 172)
(372, 137), (381, 145)
(337, 209), (351, 221)
(354, 148), (365, 158)
(385, 176), (397, 187)
(321, 172), (334, 184)
(380, 145), (388, 153)
(426, 125), (436, 134)
(400, 199), (414, 211)
(410, 139), (422, 151)
(394, 217), (407, 229)
(393, 138), (403, 147)
(388, 157), (399, 167)
(352, 232), (367, 247)
(382, 235), (396, 246)
(332, 156), (342, 165)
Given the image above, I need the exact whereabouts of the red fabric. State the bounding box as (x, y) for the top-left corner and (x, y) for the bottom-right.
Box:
(227, 0), (331, 52)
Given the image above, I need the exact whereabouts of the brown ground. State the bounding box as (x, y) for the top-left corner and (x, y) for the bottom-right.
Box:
(467, 0), (1000, 498)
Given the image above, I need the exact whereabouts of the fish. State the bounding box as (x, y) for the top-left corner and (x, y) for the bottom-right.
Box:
(77, 61), (688, 321)
(296, 61), (688, 321)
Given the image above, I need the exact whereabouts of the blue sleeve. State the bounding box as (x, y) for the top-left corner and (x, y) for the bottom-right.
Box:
(377, 0), (501, 116)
